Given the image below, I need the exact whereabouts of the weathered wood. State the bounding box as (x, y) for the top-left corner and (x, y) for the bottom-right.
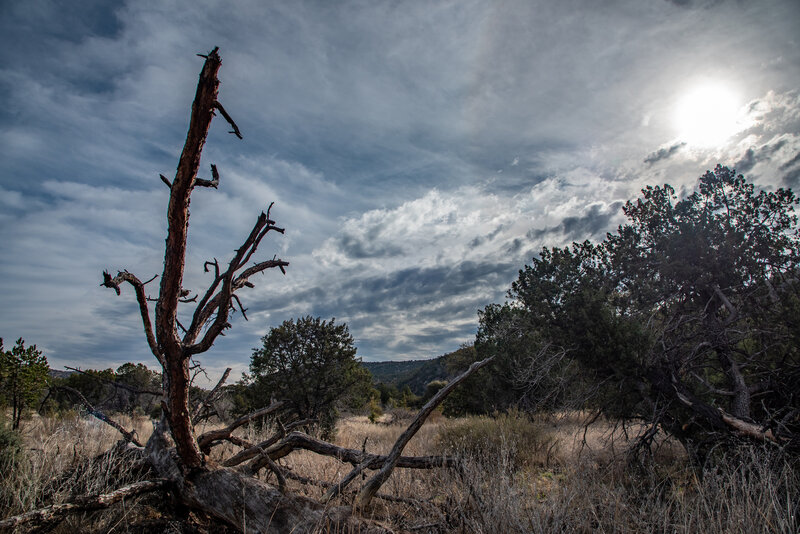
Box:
(355, 356), (494, 508)
(197, 400), (285, 453)
(101, 270), (162, 365)
(242, 430), (458, 472)
(0, 479), (168, 531)
(145, 423), (390, 534)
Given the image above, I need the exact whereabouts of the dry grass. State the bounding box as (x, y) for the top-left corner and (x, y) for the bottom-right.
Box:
(0, 412), (168, 533)
(2, 410), (798, 533)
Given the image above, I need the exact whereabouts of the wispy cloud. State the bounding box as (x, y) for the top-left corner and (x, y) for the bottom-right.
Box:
(644, 142), (686, 165)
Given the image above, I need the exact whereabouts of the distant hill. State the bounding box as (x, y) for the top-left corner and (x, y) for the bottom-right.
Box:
(362, 346), (474, 395)
(49, 369), (74, 380)
(362, 360), (429, 386)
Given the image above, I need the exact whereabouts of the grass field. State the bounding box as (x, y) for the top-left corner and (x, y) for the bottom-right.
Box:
(1, 410), (797, 533)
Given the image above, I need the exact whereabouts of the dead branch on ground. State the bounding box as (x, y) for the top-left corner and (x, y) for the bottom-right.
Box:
(0, 479), (169, 531)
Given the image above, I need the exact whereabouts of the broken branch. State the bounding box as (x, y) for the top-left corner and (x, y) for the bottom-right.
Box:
(56, 386), (143, 447)
(213, 101), (242, 139)
(100, 270), (162, 365)
(194, 163), (220, 188)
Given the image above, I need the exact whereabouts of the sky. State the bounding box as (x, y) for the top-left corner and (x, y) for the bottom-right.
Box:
(1, 0), (799, 383)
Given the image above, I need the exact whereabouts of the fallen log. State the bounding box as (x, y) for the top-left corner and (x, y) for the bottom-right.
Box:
(0, 479), (168, 531)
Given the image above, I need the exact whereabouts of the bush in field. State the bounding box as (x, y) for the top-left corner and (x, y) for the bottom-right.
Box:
(0, 421), (22, 469)
(0, 420), (24, 514)
(248, 316), (373, 438)
(436, 410), (552, 471)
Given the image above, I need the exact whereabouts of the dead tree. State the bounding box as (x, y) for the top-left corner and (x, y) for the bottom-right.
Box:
(78, 47), (492, 533)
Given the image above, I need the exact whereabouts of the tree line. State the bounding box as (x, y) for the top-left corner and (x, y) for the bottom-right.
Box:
(5, 166), (799, 466)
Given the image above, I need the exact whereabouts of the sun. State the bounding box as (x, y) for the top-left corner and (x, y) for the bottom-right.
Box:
(674, 84), (742, 147)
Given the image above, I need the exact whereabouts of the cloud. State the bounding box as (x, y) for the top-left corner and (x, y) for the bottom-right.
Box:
(644, 142), (686, 165)
(735, 139), (788, 174)
(779, 151), (800, 171)
(1, 0), (800, 372)
(527, 202), (624, 243)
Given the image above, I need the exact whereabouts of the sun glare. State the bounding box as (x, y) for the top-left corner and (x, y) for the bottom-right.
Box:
(674, 84), (742, 147)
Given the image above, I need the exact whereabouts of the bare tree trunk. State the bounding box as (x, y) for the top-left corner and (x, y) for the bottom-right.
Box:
(97, 47), (477, 533)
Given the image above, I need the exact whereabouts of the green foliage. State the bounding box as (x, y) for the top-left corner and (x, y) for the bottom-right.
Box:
(363, 360), (428, 387)
(477, 166), (800, 459)
(422, 380), (447, 402)
(249, 316), (373, 438)
(364, 357), (451, 396)
(374, 382), (401, 405)
(50, 363), (161, 415)
(0, 338), (49, 429)
(367, 394), (383, 423)
(0, 420), (23, 469)
(0, 419), (24, 514)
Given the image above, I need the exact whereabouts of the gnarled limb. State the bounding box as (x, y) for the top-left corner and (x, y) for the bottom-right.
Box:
(101, 270), (162, 364)
(241, 430), (458, 473)
(184, 205), (288, 355)
(221, 418), (317, 468)
(197, 400), (285, 453)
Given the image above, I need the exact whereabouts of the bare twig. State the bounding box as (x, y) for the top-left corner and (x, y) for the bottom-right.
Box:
(101, 270), (162, 365)
(191, 367), (231, 423)
(195, 164), (220, 188)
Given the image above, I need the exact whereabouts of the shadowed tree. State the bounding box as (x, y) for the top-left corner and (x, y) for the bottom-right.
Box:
(473, 166), (800, 462)
(0, 338), (49, 430)
(249, 316), (373, 438)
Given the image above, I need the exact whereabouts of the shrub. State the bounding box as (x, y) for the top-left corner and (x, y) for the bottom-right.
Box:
(0, 420), (22, 469)
(436, 410), (552, 471)
(367, 396), (383, 423)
